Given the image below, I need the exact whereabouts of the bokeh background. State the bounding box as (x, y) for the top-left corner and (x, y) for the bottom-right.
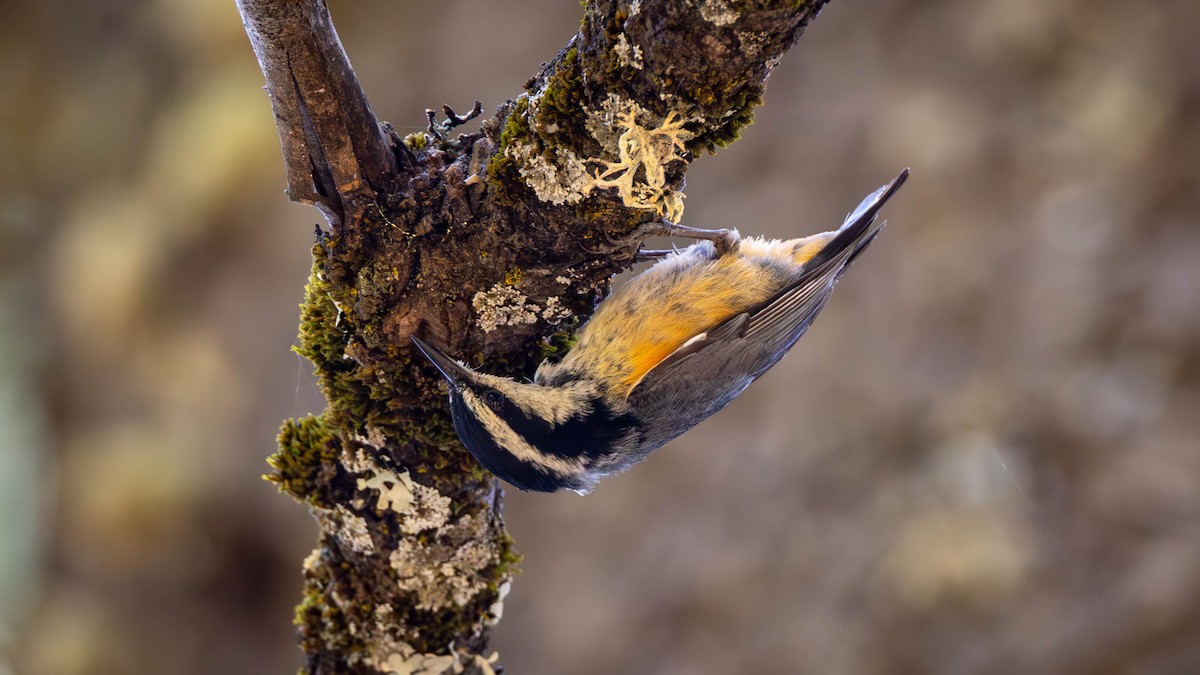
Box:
(3, 0), (1199, 673)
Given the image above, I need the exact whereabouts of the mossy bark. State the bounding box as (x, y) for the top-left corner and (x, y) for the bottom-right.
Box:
(237, 0), (828, 671)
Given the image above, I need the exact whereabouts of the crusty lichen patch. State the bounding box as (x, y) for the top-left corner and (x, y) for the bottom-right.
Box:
(504, 142), (591, 205)
(472, 284), (541, 332)
(358, 468), (415, 513)
(390, 512), (499, 611)
(699, 0), (739, 26)
(321, 506), (374, 553)
(374, 645), (500, 675)
(382, 650), (456, 675)
(540, 296), (573, 323)
(472, 282), (575, 332)
(344, 448), (453, 533)
(613, 33), (643, 71)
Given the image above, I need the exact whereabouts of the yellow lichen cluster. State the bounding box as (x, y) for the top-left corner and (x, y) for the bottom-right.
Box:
(586, 110), (691, 222)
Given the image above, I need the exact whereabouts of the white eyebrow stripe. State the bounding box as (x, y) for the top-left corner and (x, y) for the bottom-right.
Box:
(472, 372), (595, 426)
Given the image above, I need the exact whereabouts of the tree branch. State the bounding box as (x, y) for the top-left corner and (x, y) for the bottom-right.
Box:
(238, 0), (830, 672)
(238, 0), (397, 225)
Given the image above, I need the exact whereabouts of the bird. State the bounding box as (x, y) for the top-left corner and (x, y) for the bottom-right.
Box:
(412, 168), (909, 494)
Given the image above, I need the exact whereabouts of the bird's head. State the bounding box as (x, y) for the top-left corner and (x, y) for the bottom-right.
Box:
(410, 336), (638, 493)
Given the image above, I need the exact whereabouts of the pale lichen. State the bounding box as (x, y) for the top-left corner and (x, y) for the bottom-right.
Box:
(343, 447), (373, 474)
(389, 514), (499, 610)
(584, 93), (640, 154)
(397, 480), (453, 535)
(358, 466), (416, 513)
(699, 0), (739, 26)
(376, 645), (500, 675)
(503, 142), (591, 205)
(302, 547), (321, 572)
(503, 90), (692, 220)
(349, 605), (415, 673)
(541, 296), (573, 324)
(382, 649), (457, 675)
(613, 34), (644, 71)
(461, 651), (501, 675)
(587, 109), (692, 222)
(472, 283), (541, 332)
(736, 30), (771, 58)
(320, 505), (374, 553)
(345, 448), (452, 533)
(487, 580), (511, 625)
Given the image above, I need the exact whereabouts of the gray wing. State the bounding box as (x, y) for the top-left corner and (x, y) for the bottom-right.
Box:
(626, 169), (908, 449)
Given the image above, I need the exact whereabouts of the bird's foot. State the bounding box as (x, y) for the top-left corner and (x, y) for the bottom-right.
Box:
(641, 219), (739, 256)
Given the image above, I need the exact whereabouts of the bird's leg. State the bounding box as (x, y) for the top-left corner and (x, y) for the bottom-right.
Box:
(641, 218), (740, 256)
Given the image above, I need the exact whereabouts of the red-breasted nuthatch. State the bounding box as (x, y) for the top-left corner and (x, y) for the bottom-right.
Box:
(412, 169), (909, 493)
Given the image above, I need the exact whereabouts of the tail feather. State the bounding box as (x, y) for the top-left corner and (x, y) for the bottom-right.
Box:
(801, 168), (909, 273)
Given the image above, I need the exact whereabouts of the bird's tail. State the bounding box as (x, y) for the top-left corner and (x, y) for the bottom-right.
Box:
(802, 168), (910, 273)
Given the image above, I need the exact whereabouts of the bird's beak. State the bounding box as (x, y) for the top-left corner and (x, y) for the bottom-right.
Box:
(410, 336), (472, 391)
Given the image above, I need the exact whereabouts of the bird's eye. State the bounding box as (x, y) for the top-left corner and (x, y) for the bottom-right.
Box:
(484, 390), (504, 411)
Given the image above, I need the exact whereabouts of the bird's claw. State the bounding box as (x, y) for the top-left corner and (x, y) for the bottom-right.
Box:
(634, 249), (676, 263)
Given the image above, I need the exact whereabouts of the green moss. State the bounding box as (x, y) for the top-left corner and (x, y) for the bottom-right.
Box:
(295, 250), (350, 369)
(689, 90), (763, 155)
(485, 97), (532, 204)
(496, 528), (523, 573)
(533, 48), (593, 154)
(503, 267), (523, 285)
(538, 328), (579, 361)
(269, 414), (340, 507)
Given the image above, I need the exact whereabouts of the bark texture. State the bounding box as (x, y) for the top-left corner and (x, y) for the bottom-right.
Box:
(236, 0), (829, 671)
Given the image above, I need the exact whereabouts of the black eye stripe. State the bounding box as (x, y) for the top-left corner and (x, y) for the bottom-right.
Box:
(506, 401), (637, 461)
(484, 390), (504, 410)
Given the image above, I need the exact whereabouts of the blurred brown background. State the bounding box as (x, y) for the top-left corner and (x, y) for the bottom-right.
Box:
(3, 0), (1199, 673)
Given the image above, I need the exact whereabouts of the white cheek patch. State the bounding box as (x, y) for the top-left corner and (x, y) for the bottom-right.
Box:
(461, 390), (585, 476)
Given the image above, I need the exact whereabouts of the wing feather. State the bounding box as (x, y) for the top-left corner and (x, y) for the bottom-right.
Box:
(629, 169), (908, 403)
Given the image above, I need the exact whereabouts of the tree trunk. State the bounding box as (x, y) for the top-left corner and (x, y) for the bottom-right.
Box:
(235, 0), (830, 671)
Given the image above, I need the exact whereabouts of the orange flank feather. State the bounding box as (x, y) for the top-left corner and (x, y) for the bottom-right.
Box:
(557, 233), (836, 397)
